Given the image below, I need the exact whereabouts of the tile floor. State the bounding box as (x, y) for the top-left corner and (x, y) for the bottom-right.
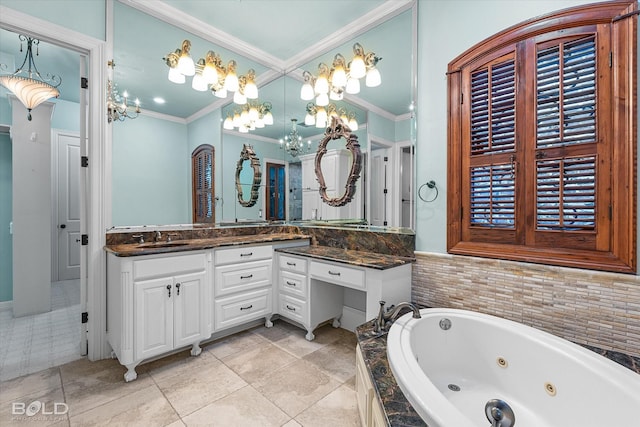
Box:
(0, 320), (361, 426)
(0, 280), (82, 382)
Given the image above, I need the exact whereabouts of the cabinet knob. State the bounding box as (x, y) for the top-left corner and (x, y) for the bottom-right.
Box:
(175, 283), (180, 295)
(166, 284), (171, 297)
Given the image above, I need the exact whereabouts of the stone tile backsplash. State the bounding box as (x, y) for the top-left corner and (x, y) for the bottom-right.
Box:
(412, 251), (640, 356)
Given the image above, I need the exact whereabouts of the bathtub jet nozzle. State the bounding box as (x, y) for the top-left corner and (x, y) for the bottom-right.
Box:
(485, 399), (515, 427)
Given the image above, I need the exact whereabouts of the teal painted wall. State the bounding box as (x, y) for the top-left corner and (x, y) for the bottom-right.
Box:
(0, 133), (12, 301)
(367, 112), (395, 142)
(0, 0), (106, 41)
(112, 115), (190, 226)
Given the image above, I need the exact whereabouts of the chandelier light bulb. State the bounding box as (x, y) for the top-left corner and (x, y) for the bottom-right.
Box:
(168, 67), (186, 84)
(316, 92), (329, 107)
(366, 67), (382, 87)
(300, 82), (314, 101)
(346, 77), (360, 94)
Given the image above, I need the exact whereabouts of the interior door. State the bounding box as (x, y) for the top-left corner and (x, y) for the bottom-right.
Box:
(56, 131), (81, 281)
(266, 163), (286, 221)
(401, 147), (414, 228)
(370, 149), (389, 226)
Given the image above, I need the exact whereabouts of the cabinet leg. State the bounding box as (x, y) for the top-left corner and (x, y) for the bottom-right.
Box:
(305, 330), (315, 341)
(332, 317), (341, 328)
(123, 365), (138, 382)
(191, 343), (202, 357)
(265, 317), (273, 328)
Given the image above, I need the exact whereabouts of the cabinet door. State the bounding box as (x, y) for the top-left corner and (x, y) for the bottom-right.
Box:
(135, 277), (173, 361)
(173, 271), (208, 348)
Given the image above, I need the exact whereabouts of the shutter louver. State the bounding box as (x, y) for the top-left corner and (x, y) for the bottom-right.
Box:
(536, 156), (596, 230)
(470, 164), (515, 227)
(537, 36), (596, 148)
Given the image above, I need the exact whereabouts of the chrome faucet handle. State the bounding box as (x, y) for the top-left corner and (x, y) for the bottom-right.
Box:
(132, 234), (144, 243)
(166, 233), (179, 242)
(154, 231), (162, 241)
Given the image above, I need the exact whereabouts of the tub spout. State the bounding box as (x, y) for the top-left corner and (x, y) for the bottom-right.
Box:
(374, 301), (421, 333)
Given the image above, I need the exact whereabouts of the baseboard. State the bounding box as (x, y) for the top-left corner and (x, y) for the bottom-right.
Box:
(0, 300), (12, 312)
(340, 306), (365, 332)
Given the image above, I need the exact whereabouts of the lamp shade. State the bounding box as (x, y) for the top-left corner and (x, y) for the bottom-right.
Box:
(0, 75), (60, 119)
(168, 67), (186, 84)
(300, 83), (314, 100)
(365, 68), (382, 87)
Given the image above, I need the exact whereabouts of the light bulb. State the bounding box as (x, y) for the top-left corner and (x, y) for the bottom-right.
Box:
(316, 92), (329, 106)
(223, 116), (234, 130)
(348, 118), (358, 131)
(233, 90), (247, 105)
(202, 64), (218, 84)
(316, 108), (327, 128)
(350, 55), (366, 79)
(214, 87), (227, 98)
(314, 75), (329, 95)
(346, 77), (360, 94)
(191, 73), (208, 91)
(300, 83), (314, 100)
(232, 112), (241, 128)
(331, 66), (347, 88)
(168, 67), (186, 84)
(244, 81), (258, 99)
(224, 72), (239, 92)
(240, 109), (250, 124)
(366, 67), (381, 87)
(263, 111), (274, 125)
(248, 106), (259, 121)
(177, 54), (195, 76)
(305, 113), (315, 126)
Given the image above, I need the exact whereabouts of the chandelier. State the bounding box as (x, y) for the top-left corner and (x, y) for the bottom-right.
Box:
(300, 42), (381, 106)
(280, 119), (311, 157)
(164, 40), (258, 105)
(305, 102), (358, 131)
(223, 101), (274, 133)
(0, 35), (61, 121)
(107, 61), (140, 123)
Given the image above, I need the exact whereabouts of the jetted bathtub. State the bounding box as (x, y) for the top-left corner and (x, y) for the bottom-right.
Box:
(387, 308), (640, 427)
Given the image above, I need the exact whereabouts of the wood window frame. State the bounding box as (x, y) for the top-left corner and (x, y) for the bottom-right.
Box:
(192, 144), (215, 223)
(447, 1), (637, 273)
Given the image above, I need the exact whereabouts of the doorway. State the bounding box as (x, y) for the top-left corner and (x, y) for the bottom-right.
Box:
(400, 145), (414, 228)
(266, 162), (286, 221)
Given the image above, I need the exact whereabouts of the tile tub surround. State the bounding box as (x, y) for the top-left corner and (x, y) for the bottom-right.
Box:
(412, 252), (640, 357)
(105, 224), (415, 257)
(355, 318), (640, 427)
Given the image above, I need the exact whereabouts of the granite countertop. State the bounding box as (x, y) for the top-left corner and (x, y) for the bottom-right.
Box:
(355, 318), (640, 427)
(104, 233), (310, 257)
(275, 245), (415, 270)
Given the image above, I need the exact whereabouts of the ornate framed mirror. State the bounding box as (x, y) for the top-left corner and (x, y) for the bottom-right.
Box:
(235, 144), (262, 208)
(314, 117), (362, 207)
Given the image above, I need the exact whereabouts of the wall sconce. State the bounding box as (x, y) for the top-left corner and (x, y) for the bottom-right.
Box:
(223, 100), (273, 133)
(164, 39), (258, 105)
(305, 102), (358, 131)
(107, 60), (140, 123)
(0, 35), (61, 121)
(300, 42), (381, 104)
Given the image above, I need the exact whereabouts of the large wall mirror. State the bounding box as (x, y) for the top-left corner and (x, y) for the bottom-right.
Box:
(109, 0), (416, 230)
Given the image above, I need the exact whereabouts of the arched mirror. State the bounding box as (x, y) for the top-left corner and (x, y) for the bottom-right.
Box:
(315, 117), (362, 207)
(235, 144), (262, 208)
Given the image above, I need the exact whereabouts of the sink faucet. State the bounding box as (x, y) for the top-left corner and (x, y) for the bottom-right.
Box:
(154, 231), (162, 242)
(374, 300), (421, 333)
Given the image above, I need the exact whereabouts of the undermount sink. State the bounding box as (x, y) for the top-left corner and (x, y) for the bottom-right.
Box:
(136, 241), (190, 249)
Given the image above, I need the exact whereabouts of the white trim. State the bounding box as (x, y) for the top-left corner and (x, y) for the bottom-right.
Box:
(140, 109), (187, 124)
(1, 5), (110, 361)
(223, 129), (279, 145)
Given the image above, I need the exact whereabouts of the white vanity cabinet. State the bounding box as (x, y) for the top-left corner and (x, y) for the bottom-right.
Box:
(276, 254), (310, 332)
(213, 244), (274, 331)
(356, 344), (386, 427)
(107, 251), (211, 382)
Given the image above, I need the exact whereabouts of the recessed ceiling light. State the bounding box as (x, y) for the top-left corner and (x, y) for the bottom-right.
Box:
(153, 97), (165, 104)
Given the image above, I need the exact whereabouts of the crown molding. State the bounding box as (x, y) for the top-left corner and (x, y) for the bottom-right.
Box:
(223, 128), (279, 145)
(140, 109), (186, 124)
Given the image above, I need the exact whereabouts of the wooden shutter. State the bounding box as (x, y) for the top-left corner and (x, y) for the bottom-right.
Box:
(192, 145), (215, 223)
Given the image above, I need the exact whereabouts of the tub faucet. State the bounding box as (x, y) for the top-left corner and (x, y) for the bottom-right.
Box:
(374, 300), (421, 333)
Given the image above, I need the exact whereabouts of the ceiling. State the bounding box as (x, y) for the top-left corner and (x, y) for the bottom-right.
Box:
(0, 0), (415, 140)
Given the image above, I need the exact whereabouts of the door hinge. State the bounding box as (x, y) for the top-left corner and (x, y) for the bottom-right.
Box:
(81, 234), (89, 245)
(609, 51), (613, 68)
(383, 188), (388, 194)
(383, 156), (388, 162)
(81, 156), (89, 167)
(383, 221), (388, 226)
(81, 77), (88, 89)
(81, 312), (88, 323)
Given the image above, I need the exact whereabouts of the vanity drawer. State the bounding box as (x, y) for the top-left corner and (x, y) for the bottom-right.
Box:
(215, 259), (272, 297)
(278, 294), (307, 324)
(214, 288), (271, 331)
(278, 254), (307, 274)
(215, 245), (273, 265)
(310, 260), (365, 289)
(279, 270), (307, 299)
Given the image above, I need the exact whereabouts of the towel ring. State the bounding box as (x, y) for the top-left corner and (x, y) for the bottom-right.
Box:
(418, 180), (438, 202)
